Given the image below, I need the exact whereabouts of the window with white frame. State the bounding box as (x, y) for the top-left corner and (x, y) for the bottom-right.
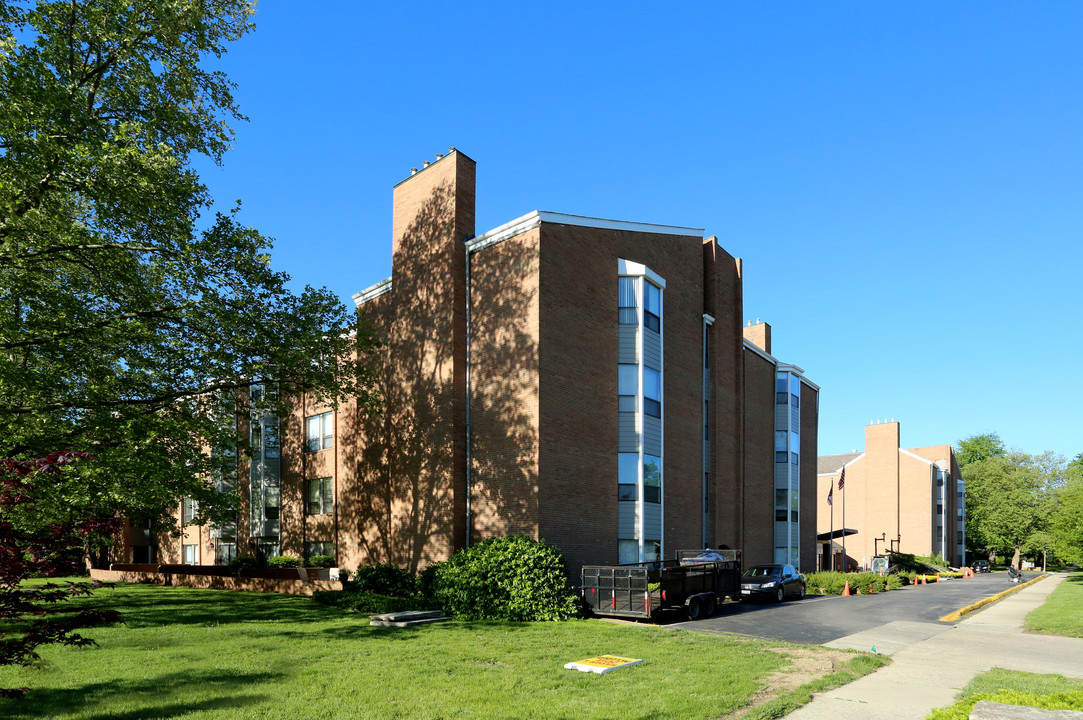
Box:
(182, 498), (198, 524)
(216, 542), (237, 566)
(305, 411), (334, 452)
(183, 544), (198, 565)
(306, 476), (334, 515)
(616, 260), (665, 565)
(306, 541), (333, 559)
(643, 282), (661, 332)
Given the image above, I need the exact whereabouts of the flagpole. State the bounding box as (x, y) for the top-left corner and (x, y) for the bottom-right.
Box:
(840, 467), (847, 572)
(829, 483), (834, 571)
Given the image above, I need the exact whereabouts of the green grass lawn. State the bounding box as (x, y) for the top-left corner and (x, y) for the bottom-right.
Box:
(925, 669), (1083, 720)
(0, 581), (884, 720)
(925, 571), (1083, 719)
(1025, 570), (1083, 637)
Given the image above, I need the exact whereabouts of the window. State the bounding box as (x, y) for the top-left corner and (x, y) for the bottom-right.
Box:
(775, 430), (788, 463)
(306, 477), (334, 515)
(618, 539), (639, 564)
(182, 498), (198, 524)
(132, 545), (155, 564)
(618, 277), (638, 324)
(643, 455), (661, 503)
(183, 544), (198, 565)
(618, 453), (637, 501)
(265, 485), (280, 520)
(216, 542), (237, 566)
(643, 282), (660, 332)
(264, 422), (280, 459)
(306, 541), (334, 559)
(644, 540), (661, 563)
(257, 542), (280, 562)
(305, 411), (334, 452)
(643, 367), (661, 418)
(618, 364), (638, 412)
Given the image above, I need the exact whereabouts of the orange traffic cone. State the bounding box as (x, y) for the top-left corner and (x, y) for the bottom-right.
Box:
(842, 580), (851, 596)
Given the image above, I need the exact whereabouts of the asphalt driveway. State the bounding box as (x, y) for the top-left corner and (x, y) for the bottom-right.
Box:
(665, 572), (1035, 644)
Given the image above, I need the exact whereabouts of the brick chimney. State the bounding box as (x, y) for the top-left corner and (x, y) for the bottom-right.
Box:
(743, 319), (771, 354)
(387, 149), (477, 555)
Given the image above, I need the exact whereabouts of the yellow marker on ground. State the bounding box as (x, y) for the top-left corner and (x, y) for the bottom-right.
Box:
(564, 655), (643, 674)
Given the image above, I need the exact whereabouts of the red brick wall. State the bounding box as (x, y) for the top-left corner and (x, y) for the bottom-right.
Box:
(705, 239), (745, 551)
(799, 381), (819, 572)
(741, 349), (776, 566)
(469, 227), (542, 540)
(535, 222), (713, 573)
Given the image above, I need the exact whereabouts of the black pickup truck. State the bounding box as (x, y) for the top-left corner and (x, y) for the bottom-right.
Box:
(581, 549), (741, 621)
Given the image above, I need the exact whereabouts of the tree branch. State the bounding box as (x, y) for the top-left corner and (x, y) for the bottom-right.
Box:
(0, 304), (192, 350)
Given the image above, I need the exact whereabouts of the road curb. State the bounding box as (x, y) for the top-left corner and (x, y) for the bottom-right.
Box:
(938, 573), (1050, 622)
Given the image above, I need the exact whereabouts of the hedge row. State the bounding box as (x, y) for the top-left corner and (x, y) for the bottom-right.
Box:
(313, 536), (580, 622)
(805, 571), (902, 595)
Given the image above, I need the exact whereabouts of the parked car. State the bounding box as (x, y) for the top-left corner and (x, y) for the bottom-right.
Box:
(971, 560), (990, 573)
(739, 564), (805, 602)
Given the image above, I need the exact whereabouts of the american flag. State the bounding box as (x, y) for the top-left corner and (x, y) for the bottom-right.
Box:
(838, 467), (845, 490)
(827, 484), (833, 506)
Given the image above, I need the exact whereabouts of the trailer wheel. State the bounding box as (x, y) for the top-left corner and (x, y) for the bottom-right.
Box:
(704, 595), (717, 617)
(687, 597), (703, 621)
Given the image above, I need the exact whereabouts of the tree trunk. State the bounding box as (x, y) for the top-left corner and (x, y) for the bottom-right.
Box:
(1010, 546), (1021, 570)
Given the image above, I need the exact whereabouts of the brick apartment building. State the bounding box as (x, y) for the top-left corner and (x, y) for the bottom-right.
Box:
(138, 149), (820, 576)
(817, 420), (964, 570)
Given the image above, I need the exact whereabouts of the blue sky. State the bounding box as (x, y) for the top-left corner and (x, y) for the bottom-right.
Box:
(196, 2), (1082, 460)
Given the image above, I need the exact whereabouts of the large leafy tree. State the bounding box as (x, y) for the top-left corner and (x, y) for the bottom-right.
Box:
(0, 452), (121, 698)
(1048, 458), (1083, 565)
(0, 1), (375, 531)
(962, 450), (1058, 568)
(956, 432), (1006, 467)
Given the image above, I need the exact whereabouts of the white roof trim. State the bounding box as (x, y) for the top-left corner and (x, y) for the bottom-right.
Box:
(466, 210), (704, 255)
(466, 211), (543, 253)
(740, 344), (821, 392)
(899, 448), (935, 466)
(617, 259), (666, 288)
(353, 277), (392, 307)
(536, 211), (702, 237)
(743, 339), (776, 364)
(778, 362), (820, 392)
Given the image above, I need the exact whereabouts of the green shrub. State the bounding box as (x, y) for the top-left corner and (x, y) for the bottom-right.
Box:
(416, 562), (442, 599)
(804, 571), (893, 595)
(267, 555), (302, 569)
(887, 551), (940, 574)
(351, 562), (418, 597)
(433, 535), (580, 621)
(307, 554), (335, 568)
(312, 589), (429, 615)
(229, 555), (259, 574)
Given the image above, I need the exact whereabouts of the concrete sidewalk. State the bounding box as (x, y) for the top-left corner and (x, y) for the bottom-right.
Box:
(786, 572), (1083, 720)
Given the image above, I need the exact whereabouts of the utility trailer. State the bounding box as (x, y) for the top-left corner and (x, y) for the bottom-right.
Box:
(581, 549), (741, 621)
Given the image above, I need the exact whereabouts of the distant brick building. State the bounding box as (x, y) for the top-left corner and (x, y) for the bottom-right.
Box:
(136, 150), (820, 576)
(817, 420), (964, 570)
